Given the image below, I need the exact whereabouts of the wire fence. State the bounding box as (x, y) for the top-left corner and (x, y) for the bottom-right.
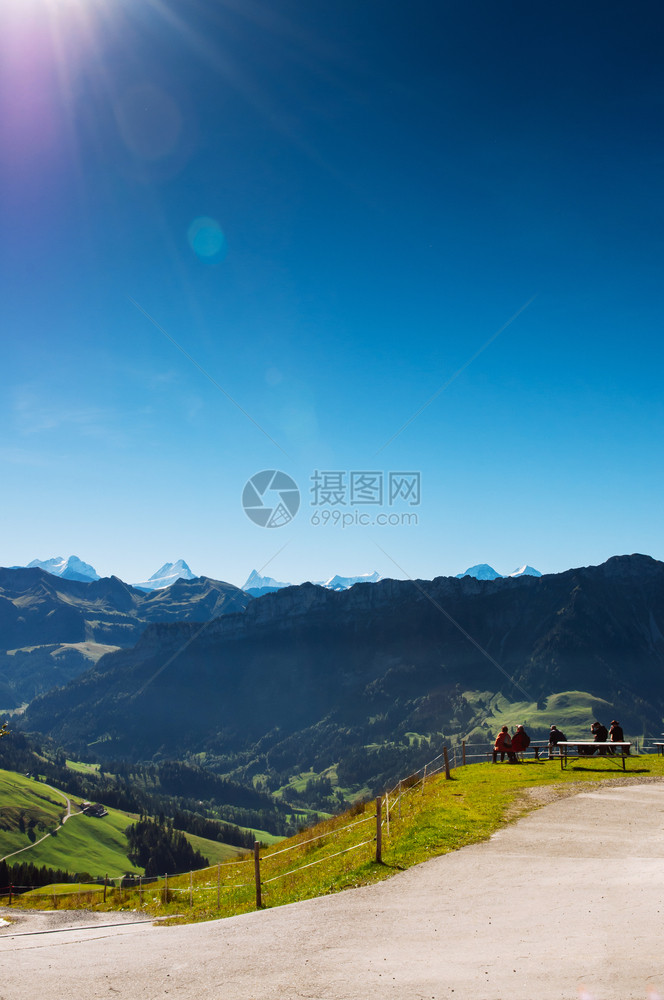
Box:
(1, 732), (660, 913)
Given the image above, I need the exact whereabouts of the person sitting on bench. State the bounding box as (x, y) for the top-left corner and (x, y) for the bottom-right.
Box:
(609, 719), (625, 754)
(510, 724), (530, 760)
(548, 725), (567, 755)
(586, 720), (609, 754)
(493, 726), (516, 763)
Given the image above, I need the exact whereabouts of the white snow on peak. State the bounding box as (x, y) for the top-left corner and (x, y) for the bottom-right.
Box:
(133, 560), (196, 591)
(508, 565), (542, 577)
(456, 563), (542, 580)
(26, 555), (100, 581)
(456, 564), (503, 581)
(243, 569), (291, 591)
(242, 570), (382, 592)
(323, 572), (382, 590)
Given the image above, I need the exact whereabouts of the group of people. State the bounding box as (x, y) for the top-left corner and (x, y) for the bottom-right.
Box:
(492, 724), (531, 763)
(492, 719), (625, 762)
(584, 719), (625, 754)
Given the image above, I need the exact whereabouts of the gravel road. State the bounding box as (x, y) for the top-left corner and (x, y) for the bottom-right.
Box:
(1, 779), (663, 1000)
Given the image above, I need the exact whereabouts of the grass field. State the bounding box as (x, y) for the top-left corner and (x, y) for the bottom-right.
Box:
(0, 769), (255, 877)
(15, 806), (143, 877)
(184, 832), (249, 865)
(0, 771), (67, 858)
(463, 689), (622, 739)
(65, 760), (101, 775)
(10, 751), (663, 923)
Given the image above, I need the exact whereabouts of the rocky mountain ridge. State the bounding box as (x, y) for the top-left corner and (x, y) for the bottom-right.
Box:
(0, 567), (251, 706)
(21, 555), (664, 780)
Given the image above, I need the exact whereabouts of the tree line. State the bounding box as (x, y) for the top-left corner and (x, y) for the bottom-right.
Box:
(0, 859), (93, 894)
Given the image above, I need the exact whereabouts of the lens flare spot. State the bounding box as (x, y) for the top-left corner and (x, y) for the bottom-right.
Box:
(187, 217), (227, 261)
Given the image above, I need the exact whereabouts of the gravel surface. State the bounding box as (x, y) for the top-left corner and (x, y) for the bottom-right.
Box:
(0, 907), (151, 935)
(2, 778), (663, 1000)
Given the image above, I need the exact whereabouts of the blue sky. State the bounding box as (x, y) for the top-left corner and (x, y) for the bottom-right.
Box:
(1, 0), (663, 589)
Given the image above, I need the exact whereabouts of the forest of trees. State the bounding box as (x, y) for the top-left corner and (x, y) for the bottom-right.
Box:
(0, 859), (92, 894)
(125, 816), (209, 876)
(0, 730), (294, 838)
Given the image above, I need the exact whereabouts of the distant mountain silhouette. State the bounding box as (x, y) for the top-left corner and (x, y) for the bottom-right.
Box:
(0, 567), (251, 706)
(21, 556), (664, 781)
(24, 555), (100, 582)
(132, 560), (197, 591)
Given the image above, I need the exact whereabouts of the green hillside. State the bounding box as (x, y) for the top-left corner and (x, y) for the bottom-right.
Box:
(0, 769), (249, 878)
(12, 752), (664, 924)
(0, 771), (66, 857)
(462, 690), (621, 742)
(14, 806), (143, 877)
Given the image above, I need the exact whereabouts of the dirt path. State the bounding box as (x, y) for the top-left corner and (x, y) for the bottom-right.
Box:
(0, 782), (75, 863)
(1, 779), (663, 999)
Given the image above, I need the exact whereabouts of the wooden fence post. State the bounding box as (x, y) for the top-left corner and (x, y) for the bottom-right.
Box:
(421, 763), (427, 794)
(189, 871), (193, 907)
(375, 796), (382, 863)
(139, 876), (143, 906)
(254, 842), (262, 909)
(163, 873), (168, 906)
(8, 885), (12, 906)
(103, 875), (107, 903)
(462, 740), (466, 766)
(217, 864), (221, 910)
(398, 780), (402, 820)
(443, 745), (450, 779)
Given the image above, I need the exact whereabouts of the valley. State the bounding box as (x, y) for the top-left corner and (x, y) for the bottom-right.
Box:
(1, 553), (663, 881)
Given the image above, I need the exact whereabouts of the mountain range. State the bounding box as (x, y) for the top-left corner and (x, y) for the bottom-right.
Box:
(20, 555), (664, 793)
(18, 556), (198, 592)
(17, 558), (385, 594)
(0, 568), (250, 706)
(132, 560), (197, 591)
(24, 555), (100, 583)
(17, 558), (541, 594)
(243, 569), (382, 595)
(455, 564), (542, 580)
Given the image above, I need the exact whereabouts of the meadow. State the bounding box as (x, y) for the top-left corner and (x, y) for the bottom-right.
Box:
(7, 751), (662, 922)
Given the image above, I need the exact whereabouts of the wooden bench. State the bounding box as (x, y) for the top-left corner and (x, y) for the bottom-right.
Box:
(486, 740), (550, 762)
(557, 741), (632, 771)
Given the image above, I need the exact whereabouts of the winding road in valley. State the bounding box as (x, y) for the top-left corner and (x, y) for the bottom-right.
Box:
(2, 779), (663, 1000)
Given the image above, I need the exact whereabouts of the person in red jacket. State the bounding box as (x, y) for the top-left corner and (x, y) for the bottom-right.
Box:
(492, 726), (515, 763)
(510, 725), (531, 760)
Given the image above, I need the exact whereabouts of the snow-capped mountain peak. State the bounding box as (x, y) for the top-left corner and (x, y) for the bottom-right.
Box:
(508, 565), (542, 578)
(132, 560), (196, 591)
(26, 555), (100, 582)
(243, 569), (291, 591)
(455, 564), (503, 581)
(322, 572), (382, 590)
(242, 570), (382, 593)
(455, 563), (542, 581)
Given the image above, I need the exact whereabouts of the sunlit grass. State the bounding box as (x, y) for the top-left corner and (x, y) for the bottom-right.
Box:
(12, 754), (663, 923)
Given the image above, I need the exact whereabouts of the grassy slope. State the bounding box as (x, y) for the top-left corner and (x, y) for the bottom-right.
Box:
(12, 752), (663, 922)
(17, 807), (143, 877)
(0, 771), (66, 857)
(0, 769), (252, 876)
(185, 832), (249, 865)
(464, 689), (622, 738)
